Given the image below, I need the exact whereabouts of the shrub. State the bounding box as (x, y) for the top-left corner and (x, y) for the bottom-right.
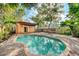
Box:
(76, 32), (79, 37)
(64, 31), (71, 35)
(0, 30), (10, 42)
(57, 27), (71, 35)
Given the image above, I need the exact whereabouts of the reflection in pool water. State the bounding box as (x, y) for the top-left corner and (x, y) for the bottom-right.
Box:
(16, 35), (66, 56)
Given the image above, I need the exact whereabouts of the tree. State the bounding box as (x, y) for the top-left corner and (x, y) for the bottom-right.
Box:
(60, 3), (79, 37)
(32, 3), (64, 28)
(0, 4), (21, 40)
(0, 3), (30, 31)
(32, 15), (45, 28)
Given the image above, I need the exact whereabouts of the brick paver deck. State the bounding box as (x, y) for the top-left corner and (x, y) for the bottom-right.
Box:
(0, 32), (79, 56)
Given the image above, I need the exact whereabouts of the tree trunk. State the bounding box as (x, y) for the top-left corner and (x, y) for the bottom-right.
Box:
(48, 21), (52, 28)
(69, 26), (77, 37)
(71, 30), (77, 37)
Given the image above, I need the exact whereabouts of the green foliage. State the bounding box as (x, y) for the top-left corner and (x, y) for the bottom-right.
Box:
(32, 15), (45, 28)
(57, 27), (71, 35)
(32, 3), (64, 28)
(0, 3), (30, 42)
(0, 3), (38, 42)
(0, 30), (9, 42)
(64, 31), (71, 35)
(69, 3), (79, 17)
(60, 3), (79, 37)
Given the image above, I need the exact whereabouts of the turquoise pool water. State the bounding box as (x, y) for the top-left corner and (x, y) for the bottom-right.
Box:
(16, 35), (66, 56)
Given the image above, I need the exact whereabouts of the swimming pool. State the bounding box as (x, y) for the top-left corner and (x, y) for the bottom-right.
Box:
(16, 35), (66, 56)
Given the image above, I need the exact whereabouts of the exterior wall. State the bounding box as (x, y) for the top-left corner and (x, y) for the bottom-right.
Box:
(28, 26), (35, 32)
(16, 23), (24, 34)
(16, 23), (36, 34)
(16, 23), (21, 34)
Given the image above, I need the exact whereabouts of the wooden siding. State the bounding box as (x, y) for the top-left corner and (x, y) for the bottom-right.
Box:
(16, 22), (36, 34)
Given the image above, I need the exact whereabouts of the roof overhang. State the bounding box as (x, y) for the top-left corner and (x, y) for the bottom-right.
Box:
(16, 21), (36, 26)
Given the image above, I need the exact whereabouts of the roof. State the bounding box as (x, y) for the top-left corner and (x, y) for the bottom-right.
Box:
(24, 19), (36, 24)
(17, 21), (36, 26)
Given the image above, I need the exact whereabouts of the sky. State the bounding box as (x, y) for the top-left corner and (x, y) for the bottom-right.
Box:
(23, 3), (69, 21)
(64, 3), (69, 14)
(22, 7), (38, 19)
(62, 3), (69, 21)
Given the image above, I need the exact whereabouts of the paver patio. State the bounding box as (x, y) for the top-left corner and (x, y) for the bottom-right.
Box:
(0, 32), (79, 56)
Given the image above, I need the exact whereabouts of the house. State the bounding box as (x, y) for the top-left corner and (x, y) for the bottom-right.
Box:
(16, 19), (36, 34)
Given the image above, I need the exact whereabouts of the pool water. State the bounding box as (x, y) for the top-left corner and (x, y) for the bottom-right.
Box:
(16, 35), (66, 56)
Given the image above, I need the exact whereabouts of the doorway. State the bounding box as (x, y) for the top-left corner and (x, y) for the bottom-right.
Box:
(24, 27), (28, 32)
